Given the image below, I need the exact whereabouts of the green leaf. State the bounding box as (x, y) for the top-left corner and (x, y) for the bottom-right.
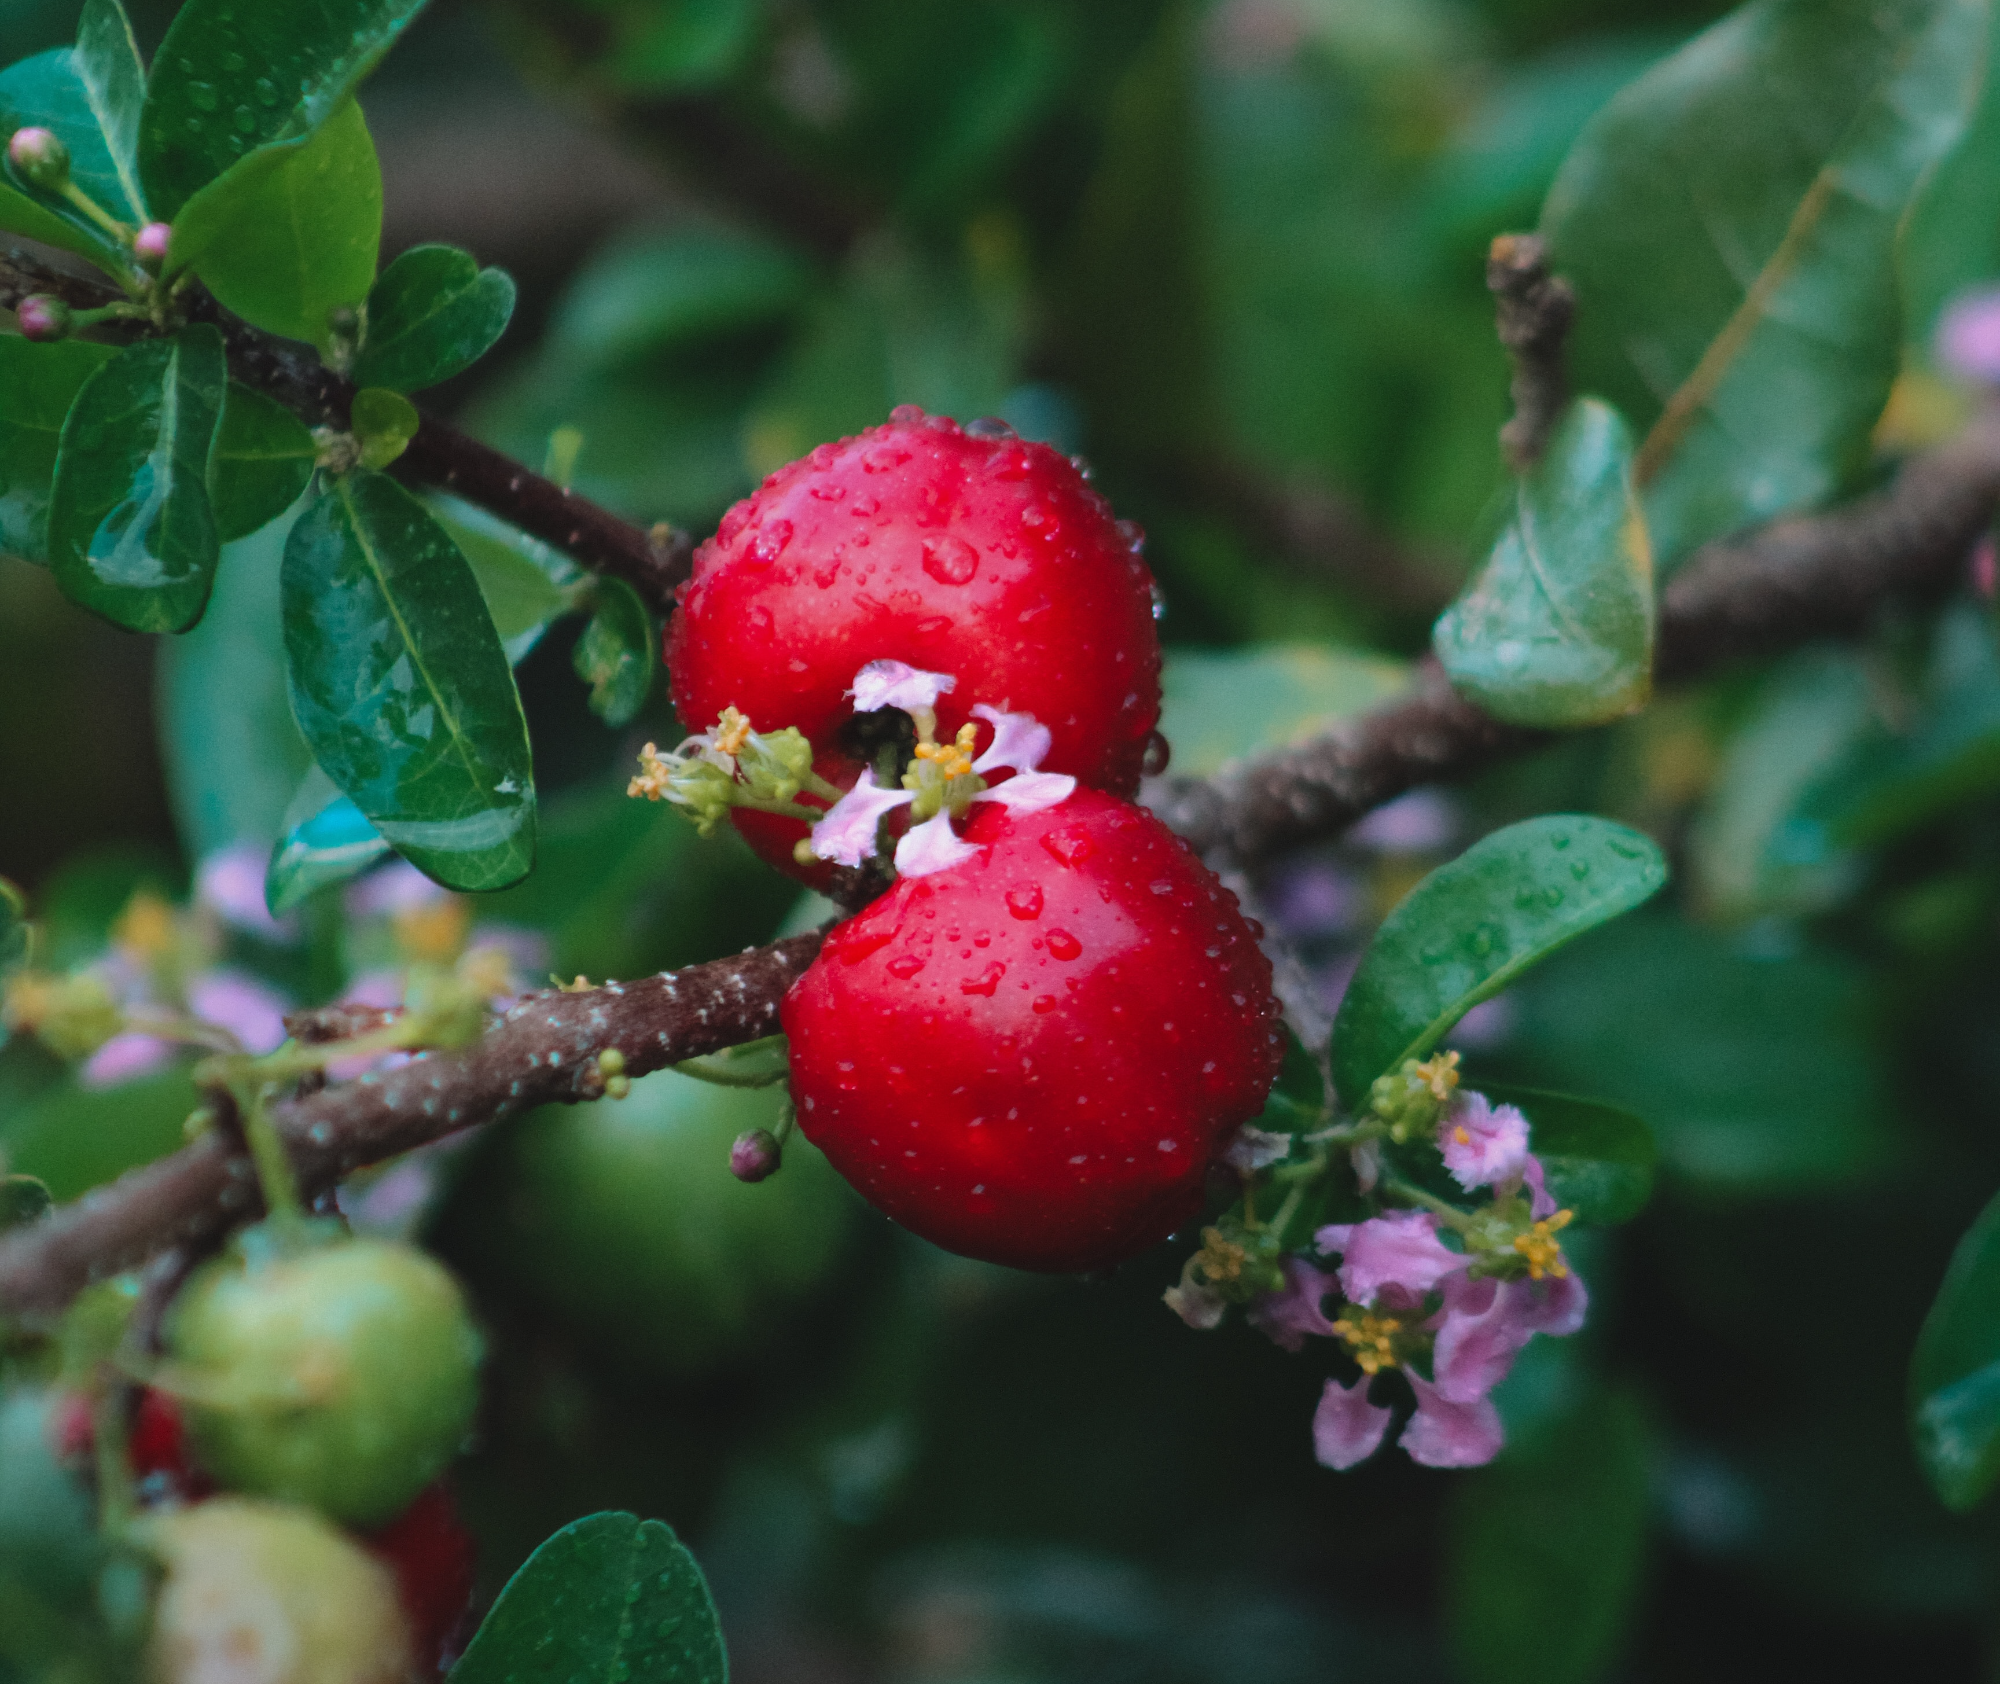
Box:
(448, 1510), (726, 1684)
(137, 0), (427, 219)
(209, 385), (315, 544)
(1542, 0), (1988, 567)
(265, 766), (389, 915)
(430, 497), (575, 665)
(166, 97), (381, 351)
(1157, 644), (1410, 778)
(0, 336), (115, 563)
(1913, 1186), (2000, 1511)
(0, 876), (26, 974)
(350, 386), (418, 471)
(0, 1175), (51, 1231)
(1446, 1385), (1651, 1684)
(281, 470), (535, 893)
(1476, 1084), (1656, 1226)
(573, 578), (655, 727)
(353, 244), (516, 393)
(0, 0), (148, 268)
(609, 0), (758, 92)
(1433, 399), (1655, 727)
(1331, 815), (1667, 1107)
(48, 323), (226, 634)
(2, 1069), (201, 1201)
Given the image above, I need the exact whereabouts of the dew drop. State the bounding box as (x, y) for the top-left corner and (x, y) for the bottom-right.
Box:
(749, 519), (793, 566)
(188, 81), (219, 113)
(1045, 929), (1082, 961)
(922, 535), (979, 585)
(1005, 884), (1042, 920)
(887, 953), (925, 979)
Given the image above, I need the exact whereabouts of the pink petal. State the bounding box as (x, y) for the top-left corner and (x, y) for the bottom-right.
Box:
(1938, 288), (2000, 384)
(1432, 1272), (1591, 1404)
(80, 1032), (173, 1089)
(970, 703), (1053, 775)
(1317, 1210), (1470, 1304)
(809, 769), (913, 866)
(976, 770), (1075, 815)
(1520, 1154), (1558, 1220)
(893, 811), (984, 878)
(187, 968), (291, 1055)
(1402, 1373), (1504, 1467)
(346, 859), (447, 919)
(850, 660), (956, 714)
(195, 842), (297, 939)
(1516, 1269), (1589, 1337)
(1313, 1378), (1394, 1470)
(1249, 1259), (1338, 1352)
(1437, 1091), (1530, 1191)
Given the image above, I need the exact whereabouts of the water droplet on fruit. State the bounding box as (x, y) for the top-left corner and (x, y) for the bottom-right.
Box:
(749, 520), (793, 565)
(1032, 994), (1058, 1013)
(1149, 582), (1168, 622)
(887, 954), (925, 979)
(1141, 730), (1171, 775)
(849, 496), (878, 518)
(1045, 929), (1082, 960)
(1021, 504), (1051, 532)
(922, 535), (979, 585)
(1116, 518), (1146, 555)
(1006, 884), (1042, 919)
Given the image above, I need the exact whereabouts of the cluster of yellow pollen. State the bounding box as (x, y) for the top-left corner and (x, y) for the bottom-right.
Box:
(628, 742), (675, 801)
(914, 722), (980, 781)
(1195, 1226), (1250, 1286)
(112, 890), (177, 962)
(712, 707), (754, 756)
(1514, 1209), (1575, 1280)
(1413, 1049), (1461, 1102)
(1332, 1309), (1402, 1375)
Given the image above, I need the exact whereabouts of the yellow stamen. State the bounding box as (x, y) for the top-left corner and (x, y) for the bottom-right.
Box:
(1332, 1309), (1403, 1375)
(914, 722), (979, 781)
(1513, 1209), (1575, 1280)
(112, 890), (176, 962)
(1195, 1226), (1249, 1285)
(1413, 1050), (1461, 1102)
(712, 707), (754, 757)
(1452, 1125), (1471, 1145)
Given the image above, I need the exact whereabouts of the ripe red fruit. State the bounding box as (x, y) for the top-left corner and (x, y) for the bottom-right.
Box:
(363, 1483), (477, 1675)
(782, 788), (1284, 1272)
(669, 409), (1162, 877)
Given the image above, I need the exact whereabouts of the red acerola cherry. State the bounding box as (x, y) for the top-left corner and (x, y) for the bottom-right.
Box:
(669, 409), (1162, 878)
(782, 788), (1283, 1272)
(362, 1482), (477, 1676)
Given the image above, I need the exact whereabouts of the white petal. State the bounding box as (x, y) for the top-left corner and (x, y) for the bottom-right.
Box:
(970, 702), (1052, 774)
(809, 769), (912, 866)
(894, 811), (984, 878)
(850, 660), (957, 715)
(975, 770), (1075, 815)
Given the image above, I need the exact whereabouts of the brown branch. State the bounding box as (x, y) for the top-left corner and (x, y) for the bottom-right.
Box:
(1488, 232), (1575, 471)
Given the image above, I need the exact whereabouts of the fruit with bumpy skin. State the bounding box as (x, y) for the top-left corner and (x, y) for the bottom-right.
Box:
(669, 408), (1162, 878)
(165, 1233), (483, 1528)
(361, 1483), (476, 1675)
(783, 788), (1284, 1271)
(145, 1498), (412, 1684)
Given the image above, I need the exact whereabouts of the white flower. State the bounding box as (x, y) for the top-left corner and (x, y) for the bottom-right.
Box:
(850, 660), (956, 715)
(893, 812), (985, 876)
(809, 770), (918, 867)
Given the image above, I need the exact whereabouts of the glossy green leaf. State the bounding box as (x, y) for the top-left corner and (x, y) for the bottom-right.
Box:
(0, 0), (148, 268)
(48, 324), (226, 634)
(350, 386), (418, 471)
(1914, 1186), (2000, 1511)
(573, 578), (655, 727)
(1433, 399), (1654, 727)
(138, 0), (427, 219)
(611, 0), (758, 92)
(1447, 1385), (1651, 1684)
(1478, 1084), (1656, 1226)
(353, 244), (516, 393)
(0, 1175), (51, 1231)
(209, 385), (315, 544)
(0, 336), (115, 563)
(430, 498), (575, 665)
(1543, 0), (1987, 566)
(1157, 644), (1409, 778)
(265, 766), (389, 915)
(2, 1070), (201, 1201)
(1331, 815), (1667, 1107)
(281, 471), (535, 893)
(448, 1510), (726, 1684)
(166, 97), (381, 351)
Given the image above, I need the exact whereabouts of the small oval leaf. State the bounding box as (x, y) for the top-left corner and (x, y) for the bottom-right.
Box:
(0, 336), (116, 563)
(351, 386), (419, 471)
(265, 767), (390, 915)
(1913, 1185), (2000, 1511)
(354, 244), (517, 392)
(573, 578), (656, 727)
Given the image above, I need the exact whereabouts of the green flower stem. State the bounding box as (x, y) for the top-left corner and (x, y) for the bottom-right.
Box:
(91, 1387), (137, 1534)
(732, 792), (827, 824)
(228, 1077), (305, 1224)
(57, 180), (130, 244)
(1380, 1174), (1473, 1233)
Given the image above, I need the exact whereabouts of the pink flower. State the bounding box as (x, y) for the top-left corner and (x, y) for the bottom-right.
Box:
(1314, 1378), (1393, 1469)
(1250, 1260), (1338, 1352)
(1437, 1091), (1530, 1191)
(1938, 287), (2000, 384)
(1431, 1270), (1587, 1404)
(1312, 1372), (1505, 1471)
(810, 770), (915, 868)
(80, 1031), (174, 1089)
(187, 968), (289, 1055)
(850, 660), (955, 715)
(196, 842), (299, 940)
(1316, 1210), (1469, 1304)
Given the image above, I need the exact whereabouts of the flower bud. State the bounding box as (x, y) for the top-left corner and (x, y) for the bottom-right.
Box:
(7, 126), (68, 189)
(132, 220), (173, 273)
(2, 968), (120, 1057)
(15, 294), (72, 343)
(729, 1127), (782, 1182)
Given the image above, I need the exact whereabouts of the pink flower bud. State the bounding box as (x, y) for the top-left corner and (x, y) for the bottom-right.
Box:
(133, 221), (172, 272)
(7, 126), (68, 189)
(729, 1128), (782, 1182)
(15, 295), (71, 342)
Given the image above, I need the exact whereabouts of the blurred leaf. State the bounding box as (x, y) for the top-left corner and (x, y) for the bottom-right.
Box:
(158, 514), (315, 860)
(1332, 815), (1668, 1108)
(0, 336), (115, 563)
(610, 0), (757, 93)
(265, 766), (389, 915)
(0, 877), (25, 973)
(48, 324), (226, 634)
(1157, 644), (1408, 777)
(209, 384), (315, 544)
(1913, 1185), (2000, 1511)
(1479, 1083), (1656, 1226)
(281, 470), (535, 893)
(449, 1511), (726, 1684)
(1446, 1385), (1651, 1684)
(351, 385), (418, 471)
(0, 1174), (51, 1230)
(138, 0), (424, 218)
(1902, 0), (2000, 344)
(0, 1388), (101, 1601)
(0, 1069), (200, 1200)
(1434, 399), (1654, 727)
(353, 244), (516, 393)
(0, 0), (148, 269)
(1543, 0), (1987, 566)
(430, 496), (575, 664)
(167, 97), (382, 351)
(573, 577), (655, 727)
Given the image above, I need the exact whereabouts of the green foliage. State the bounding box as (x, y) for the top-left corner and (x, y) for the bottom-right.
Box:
(1434, 399), (1655, 727)
(0, 1069), (200, 1201)
(0, 1173), (51, 1229)
(1331, 815), (1668, 1107)
(449, 1511), (727, 1684)
(0, 336), (113, 564)
(47, 323), (226, 634)
(1157, 644), (1409, 776)
(1481, 1084), (1657, 1226)
(281, 470), (535, 892)
(433, 497), (577, 663)
(573, 577), (656, 727)
(1543, 0), (1989, 567)
(353, 243), (517, 392)
(265, 768), (389, 913)
(1913, 1186), (2000, 1510)
(350, 385), (419, 470)
(209, 384), (316, 543)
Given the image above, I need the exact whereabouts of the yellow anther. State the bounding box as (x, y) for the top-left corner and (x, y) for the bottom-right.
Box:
(1332, 1309), (1403, 1375)
(628, 742), (675, 801)
(1513, 1209), (1575, 1280)
(1452, 1125), (1471, 1145)
(394, 896), (470, 964)
(554, 974), (594, 992)
(112, 890), (177, 962)
(914, 722), (979, 781)
(1195, 1226), (1250, 1286)
(712, 707), (754, 756)
(1413, 1050), (1461, 1102)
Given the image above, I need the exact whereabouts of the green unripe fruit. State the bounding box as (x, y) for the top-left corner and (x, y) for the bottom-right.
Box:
(146, 1498), (411, 1684)
(450, 1070), (853, 1376)
(165, 1234), (482, 1527)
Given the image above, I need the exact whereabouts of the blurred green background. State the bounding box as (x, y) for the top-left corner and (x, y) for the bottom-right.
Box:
(11, 0), (2000, 1677)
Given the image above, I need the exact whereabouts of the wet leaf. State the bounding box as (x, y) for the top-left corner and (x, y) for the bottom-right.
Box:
(573, 578), (655, 727)
(354, 244), (516, 392)
(209, 384), (315, 543)
(0, 336), (115, 563)
(265, 767), (390, 915)
(1913, 1185), (2000, 1511)
(350, 386), (418, 471)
